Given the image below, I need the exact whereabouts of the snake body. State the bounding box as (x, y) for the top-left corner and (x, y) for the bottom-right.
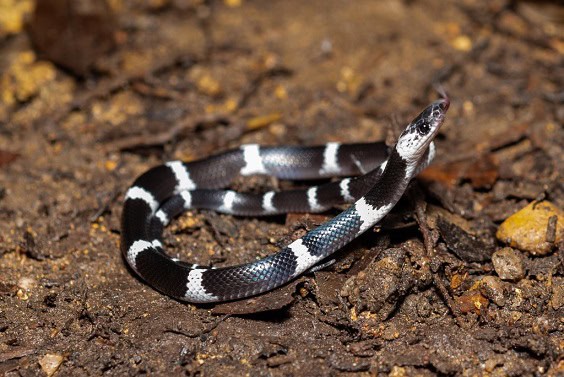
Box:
(121, 98), (449, 303)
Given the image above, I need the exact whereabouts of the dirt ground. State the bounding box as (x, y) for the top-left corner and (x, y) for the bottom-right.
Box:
(0, 0), (563, 375)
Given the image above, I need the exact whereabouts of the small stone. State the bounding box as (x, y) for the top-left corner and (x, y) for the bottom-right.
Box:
(492, 248), (525, 281)
(496, 201), (563, 255)
(452, 35), (472, 51)
(28, 0), (116, 76)
(480, 276), (507, 307)
(450, 273), (465, 290)
(484, 356), (503, 372)
(17, 277), (35, 290)
(389, 365), (407, 377)
(224, 0), (242, 7)
(16, 289), (29, 301)
(456, 290), (489, 315)
(39, 353), (64, 377)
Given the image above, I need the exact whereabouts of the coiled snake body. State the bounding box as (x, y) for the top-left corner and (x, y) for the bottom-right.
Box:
(121, 98), (450, 303)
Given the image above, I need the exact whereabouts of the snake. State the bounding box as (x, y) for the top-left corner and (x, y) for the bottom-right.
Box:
(121, 97), (450, 303)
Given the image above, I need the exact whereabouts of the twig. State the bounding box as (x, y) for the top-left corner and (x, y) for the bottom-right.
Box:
(411, 185), (464, 325)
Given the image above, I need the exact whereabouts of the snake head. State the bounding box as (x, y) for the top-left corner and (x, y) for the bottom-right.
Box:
(395, 97), (449, 163)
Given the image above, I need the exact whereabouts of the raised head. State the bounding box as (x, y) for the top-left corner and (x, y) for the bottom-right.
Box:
(395, 97), (449, 163)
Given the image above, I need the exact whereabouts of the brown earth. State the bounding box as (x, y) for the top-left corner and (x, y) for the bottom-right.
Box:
(0, 0), (562, 376)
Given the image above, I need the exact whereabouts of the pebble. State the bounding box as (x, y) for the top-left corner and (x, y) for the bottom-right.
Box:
(479, 276), (507, 307)
(28, 0), (116, 76)
(39, 353), (64, 377)
(17, 277), (35, 290)
(456, 290), (489, 315)
(492, 247), (525, 281)
(452, 35), (472, 51)
(496, 201), (563, 255)
(389, 366), (407, 377)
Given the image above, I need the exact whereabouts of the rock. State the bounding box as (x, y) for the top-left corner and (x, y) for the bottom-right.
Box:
(436, 216), (494, 262)
(38, 353), (64, 377)
(496, 201), (563, 255)
(479, 276), (507, 307)
(492, 247), (525, 281)
(28, 0), (116, 76)
(456, 290), (489, 315)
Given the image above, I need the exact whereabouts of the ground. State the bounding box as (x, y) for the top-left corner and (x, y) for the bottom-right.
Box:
(0, 0), (563, 376)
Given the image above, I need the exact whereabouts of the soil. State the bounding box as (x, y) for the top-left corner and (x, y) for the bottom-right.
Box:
(0, 0), (563, 376)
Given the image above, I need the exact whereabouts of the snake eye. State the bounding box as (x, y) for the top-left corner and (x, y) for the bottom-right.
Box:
(418, 123), (430, 135)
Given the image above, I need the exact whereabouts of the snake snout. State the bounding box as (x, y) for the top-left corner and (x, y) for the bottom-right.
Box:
(432, 97), (449, 113)
(438, 97), (450, 111)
